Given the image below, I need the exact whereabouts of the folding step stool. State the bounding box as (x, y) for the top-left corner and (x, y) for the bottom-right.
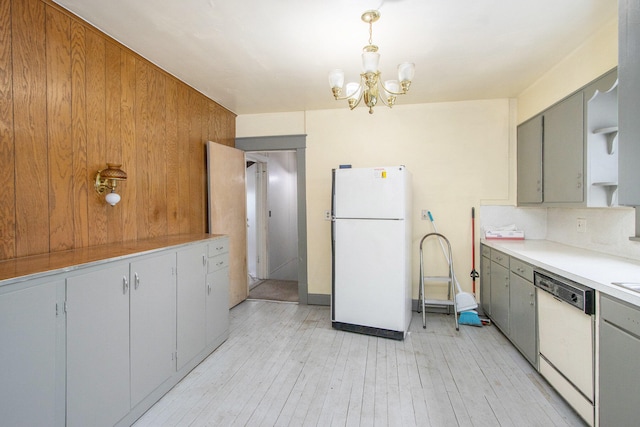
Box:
(417, 232), (459, 331)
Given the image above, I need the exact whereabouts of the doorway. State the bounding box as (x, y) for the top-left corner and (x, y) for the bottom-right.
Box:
(236, 135), (308, 304)
(246, 151), (299, 303)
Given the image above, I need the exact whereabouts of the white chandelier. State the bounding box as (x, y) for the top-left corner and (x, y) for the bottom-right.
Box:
(328, 10), (415, 114)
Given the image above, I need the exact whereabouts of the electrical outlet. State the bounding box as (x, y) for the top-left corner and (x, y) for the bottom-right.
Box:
(577, 218), (587, 233)
(421, 210), (428, 220)
(324, 210), (331, 221)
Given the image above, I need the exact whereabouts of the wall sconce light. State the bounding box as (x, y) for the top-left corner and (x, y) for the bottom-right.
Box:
(95, 163), (127, 206)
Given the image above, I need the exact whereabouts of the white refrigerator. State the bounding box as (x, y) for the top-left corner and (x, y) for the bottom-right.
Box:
(331, 166), (412, 340)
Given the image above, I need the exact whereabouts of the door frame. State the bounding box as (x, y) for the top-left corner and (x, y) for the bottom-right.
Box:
(236, 135), (308, 305)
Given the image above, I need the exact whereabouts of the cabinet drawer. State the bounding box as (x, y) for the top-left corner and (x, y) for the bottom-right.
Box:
(481, 245), (491, 258)
(491, 250), (509, 268)
(208, 238), (229, 257)
(510, 258), (533, 282)
(601, 295), (640, 337)
(208, 253), (229, 273)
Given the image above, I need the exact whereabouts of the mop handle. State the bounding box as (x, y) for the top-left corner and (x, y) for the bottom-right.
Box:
(426, 211), (448, 262)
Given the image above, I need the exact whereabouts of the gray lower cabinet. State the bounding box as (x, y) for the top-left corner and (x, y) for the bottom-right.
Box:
(489, 250), (510, 334)
(0, 237), (229, 426)
(206, 240), (230, 347)
(0, 279), (65, 427)
(599, 294), (640, 425)
(130, 253), (177, 407)
(480, 245), (492, 316)
(176, 244), (208, 370)
(66, 263), (132, 427)
(66, 252), (177, 427)
(481, 244), (537, 367)
(509, 262), (536, 365)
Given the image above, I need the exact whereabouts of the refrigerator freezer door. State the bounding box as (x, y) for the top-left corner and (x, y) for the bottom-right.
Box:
(332, 219), (409, 332)
(334, 166), (407, 219)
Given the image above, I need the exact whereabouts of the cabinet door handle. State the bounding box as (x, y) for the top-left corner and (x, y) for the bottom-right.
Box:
(134, 272), (140, 290)
(123, 276), (129, 295)
(202, 254), (207, 266)
(207, 284), (211, 295)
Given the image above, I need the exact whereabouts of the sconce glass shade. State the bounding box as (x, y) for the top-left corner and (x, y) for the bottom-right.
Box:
(105, 191), (121, 206)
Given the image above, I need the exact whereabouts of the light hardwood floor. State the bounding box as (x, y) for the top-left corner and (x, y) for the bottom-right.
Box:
(133, 301), (585, 427)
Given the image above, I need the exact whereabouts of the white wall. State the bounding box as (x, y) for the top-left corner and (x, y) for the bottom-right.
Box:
(239, 100), (514, 297)
(266, 151), (298, 281)
(517, 18), (617, 124)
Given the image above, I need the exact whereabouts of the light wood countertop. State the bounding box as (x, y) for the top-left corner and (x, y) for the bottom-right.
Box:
(0, 234), (226, 286)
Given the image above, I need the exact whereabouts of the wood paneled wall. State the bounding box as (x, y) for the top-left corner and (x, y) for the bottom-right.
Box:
(0, 0), (236, 261)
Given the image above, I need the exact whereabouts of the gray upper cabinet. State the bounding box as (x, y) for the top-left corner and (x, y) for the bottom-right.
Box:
(517, 115), (543, 204)
(544, 92), (585, 203)
(517, 69), (618, 207)
(618, 0), (640, 206)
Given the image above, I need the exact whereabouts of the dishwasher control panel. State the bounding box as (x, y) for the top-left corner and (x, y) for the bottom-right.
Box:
(534, 271), (595, 315)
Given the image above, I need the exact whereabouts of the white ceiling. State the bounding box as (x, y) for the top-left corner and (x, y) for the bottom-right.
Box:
(52, 0), (617, 116)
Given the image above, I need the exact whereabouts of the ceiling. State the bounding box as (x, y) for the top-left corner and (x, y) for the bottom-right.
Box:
(52, 0), (617, 116)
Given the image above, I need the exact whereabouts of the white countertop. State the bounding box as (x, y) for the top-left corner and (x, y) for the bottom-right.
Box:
(482, 239), (640, 307)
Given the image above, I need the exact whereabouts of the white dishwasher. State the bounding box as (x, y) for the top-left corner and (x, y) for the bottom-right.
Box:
(535, 271), (596, 427)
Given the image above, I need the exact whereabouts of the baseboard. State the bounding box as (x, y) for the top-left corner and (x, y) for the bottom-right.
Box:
(307, 293), (330, 306)
(307, 295), (460, 311)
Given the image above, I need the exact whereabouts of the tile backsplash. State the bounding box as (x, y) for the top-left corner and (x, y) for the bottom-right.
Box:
(480, 205), (640, 261)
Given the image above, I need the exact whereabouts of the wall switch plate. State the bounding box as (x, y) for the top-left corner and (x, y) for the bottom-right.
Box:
(421, 210), (429, 220)
(324, 210), (331, 221)
(577, 218), (587, 233)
